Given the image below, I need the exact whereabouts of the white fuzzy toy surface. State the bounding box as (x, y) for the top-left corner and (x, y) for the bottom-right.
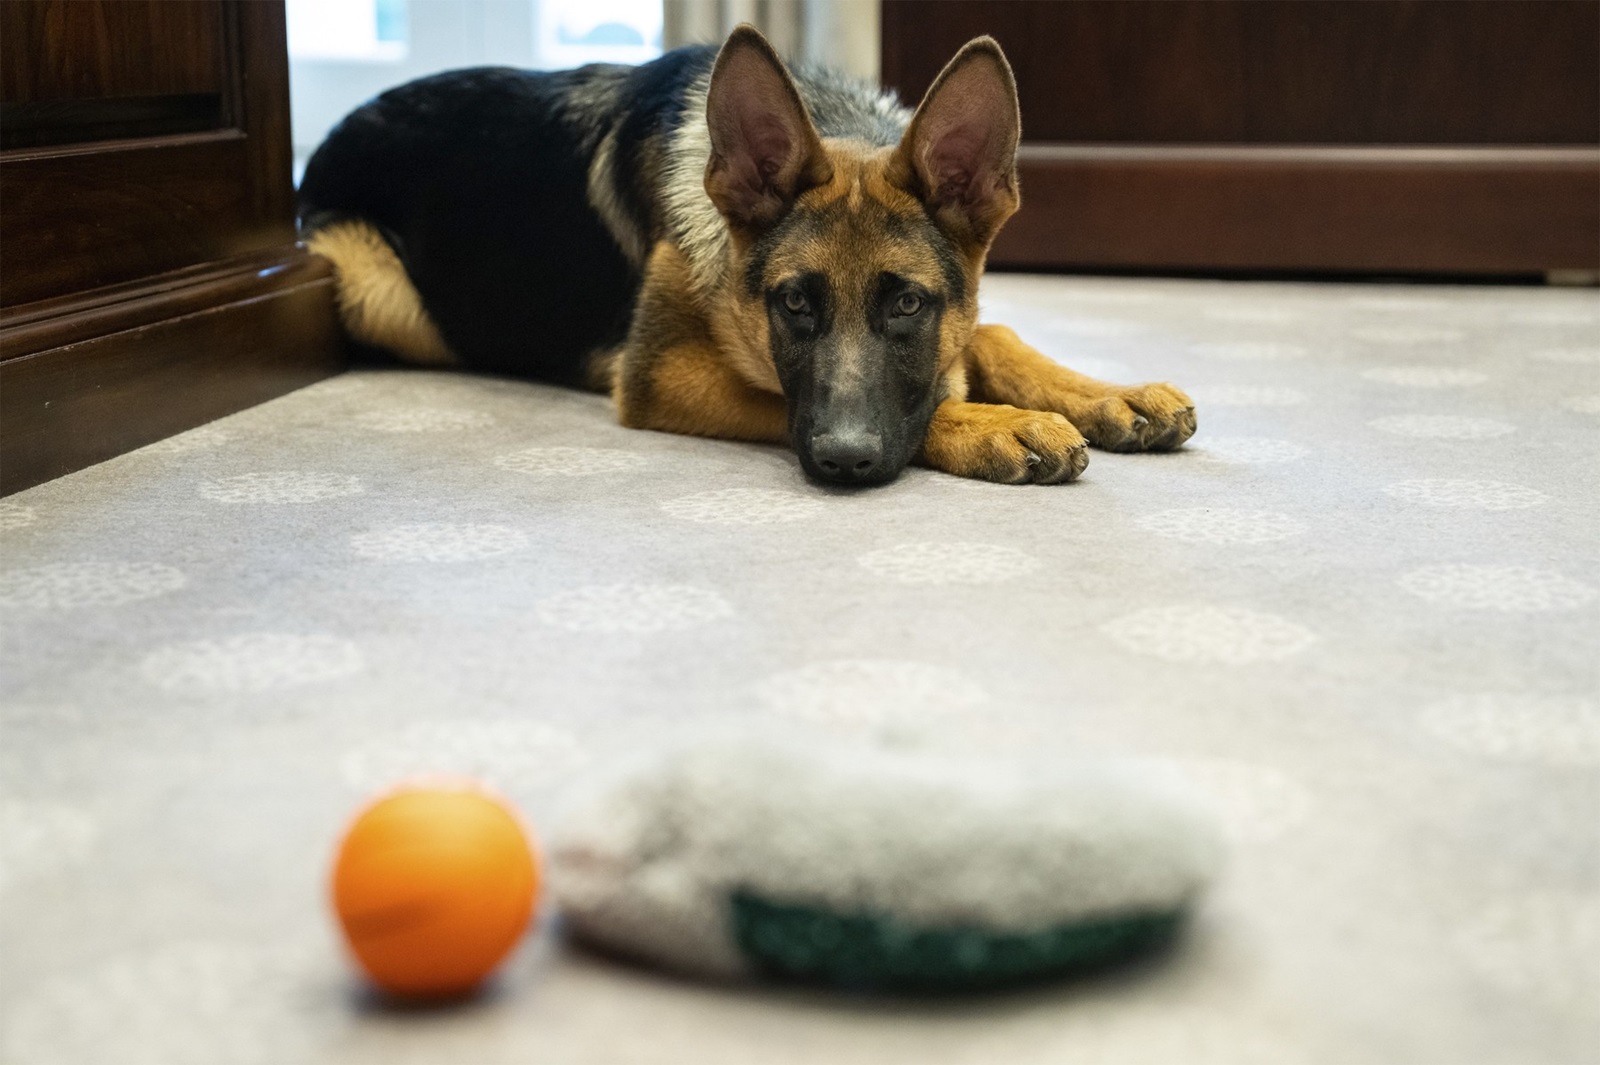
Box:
(549, 739), (1224, 988)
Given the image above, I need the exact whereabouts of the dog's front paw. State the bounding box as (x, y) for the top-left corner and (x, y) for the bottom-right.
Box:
(1079, 383), (1196, 452)
(920, 402), (1089, 484)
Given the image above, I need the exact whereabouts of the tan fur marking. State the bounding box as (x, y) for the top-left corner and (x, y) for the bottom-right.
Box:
(616, 241), (786, 441)
(941, 361), (970, 403)
(806, 142), (922, 214)
(764, 150), (954, 294)
(618, 341), (788, 443)
(937, 292), (980, 379)
(710, 302), (783, 394)
(633, 238), (781, 395)
(305, 222), (458, 367)
(966, 324), (1197, 452)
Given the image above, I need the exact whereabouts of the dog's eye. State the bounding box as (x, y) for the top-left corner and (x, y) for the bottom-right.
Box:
(783, 291), (810, 316)
(893, 293), (923, 317)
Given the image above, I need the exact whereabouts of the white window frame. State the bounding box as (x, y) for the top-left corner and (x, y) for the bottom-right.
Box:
(289, 0), (663, 173)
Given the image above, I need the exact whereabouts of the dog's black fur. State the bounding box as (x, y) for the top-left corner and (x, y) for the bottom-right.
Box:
(299, 53), (717, 384)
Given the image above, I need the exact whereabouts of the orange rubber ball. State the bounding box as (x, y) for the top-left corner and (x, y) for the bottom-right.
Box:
(330, 781), (539, 999)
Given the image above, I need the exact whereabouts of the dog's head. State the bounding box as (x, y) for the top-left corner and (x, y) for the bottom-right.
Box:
(704, 27), (1021, 485)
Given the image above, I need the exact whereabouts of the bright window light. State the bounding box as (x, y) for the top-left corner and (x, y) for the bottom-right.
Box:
(536, 0), (663, 68)
(287, 0), (408, 62)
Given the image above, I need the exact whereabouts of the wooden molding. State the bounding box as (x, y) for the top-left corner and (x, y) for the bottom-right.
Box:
(0, 247), (343, 496)
(1014, 145), (1599, 167)
(991, 144), (1600, 275)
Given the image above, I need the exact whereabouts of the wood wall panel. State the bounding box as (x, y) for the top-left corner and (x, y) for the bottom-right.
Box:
(1, 3), (296, 307)
(0, 0), (227, 102)
(992, 146), (1600, 275)
(2, 132), (279, 305)
(882, 0), (1600, 275)
(883, 0), (1599, 145)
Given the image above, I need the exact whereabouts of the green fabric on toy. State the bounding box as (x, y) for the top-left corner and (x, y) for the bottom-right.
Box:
(731, 893), (1184, 991)
(549, 739), (1222, 991)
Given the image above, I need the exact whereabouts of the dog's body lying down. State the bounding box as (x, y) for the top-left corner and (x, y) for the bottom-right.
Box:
(299, 27), (1195, 485)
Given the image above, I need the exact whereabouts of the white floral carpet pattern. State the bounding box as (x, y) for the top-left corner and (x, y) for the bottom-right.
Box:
(2, 274), (1597, 1065)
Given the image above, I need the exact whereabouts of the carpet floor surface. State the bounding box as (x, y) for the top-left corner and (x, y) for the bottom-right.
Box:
(2, 274), (1597, 1064)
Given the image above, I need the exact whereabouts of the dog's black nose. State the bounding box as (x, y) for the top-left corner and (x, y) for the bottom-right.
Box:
(809, 428), (884, 482)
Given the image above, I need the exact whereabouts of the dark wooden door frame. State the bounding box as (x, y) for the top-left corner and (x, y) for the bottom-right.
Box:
(0, 1), (341, 496)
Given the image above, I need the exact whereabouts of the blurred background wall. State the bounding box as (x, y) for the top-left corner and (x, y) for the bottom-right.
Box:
(664, 0), (877, 81)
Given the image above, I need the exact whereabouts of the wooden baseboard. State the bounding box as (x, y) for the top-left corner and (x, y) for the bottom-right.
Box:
(990, 145), (1600, 275)
(0, 246), (343, 496)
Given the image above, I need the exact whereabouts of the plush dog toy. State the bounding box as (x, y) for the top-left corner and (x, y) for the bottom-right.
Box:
(550, 739), (1222, 991)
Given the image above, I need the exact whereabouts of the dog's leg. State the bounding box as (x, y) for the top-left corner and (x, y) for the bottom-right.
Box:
(305, 221), (459, 367)
(614, 241), (788, 444)
(615, 339), (788, 444)
(966, 324), (1196, 452)
(918, 400), (1089, 484)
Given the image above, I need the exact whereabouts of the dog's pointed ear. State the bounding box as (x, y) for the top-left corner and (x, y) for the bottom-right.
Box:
(704, 24), (832, 229)
(888, 37), (1021, 246)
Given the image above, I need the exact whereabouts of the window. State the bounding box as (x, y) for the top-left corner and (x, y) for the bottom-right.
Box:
(286, 0), (408, 61)
(287, 0), (664, 179)
(536, 0), (663, 69)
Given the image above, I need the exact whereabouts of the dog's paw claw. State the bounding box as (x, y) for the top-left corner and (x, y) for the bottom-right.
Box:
(1091, 386), (1196, 452)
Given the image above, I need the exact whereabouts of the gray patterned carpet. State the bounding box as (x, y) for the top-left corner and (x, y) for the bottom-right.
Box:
(2, 274), (1597, 1064)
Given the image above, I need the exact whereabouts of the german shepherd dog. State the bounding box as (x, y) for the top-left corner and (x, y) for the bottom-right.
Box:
(298, 26), (1195, 485)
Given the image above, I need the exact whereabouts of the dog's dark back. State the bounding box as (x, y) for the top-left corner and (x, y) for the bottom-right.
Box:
(299, 46), (916, 385)
(299, 51), (716, 383)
